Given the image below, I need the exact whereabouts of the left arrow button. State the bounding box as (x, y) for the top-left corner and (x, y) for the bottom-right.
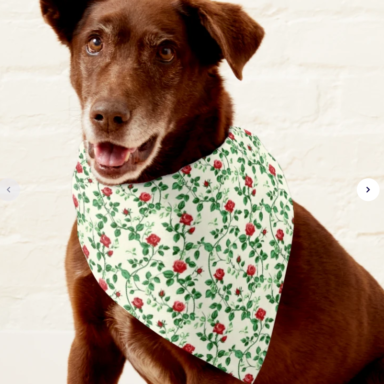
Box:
(0, 179), (20, 201)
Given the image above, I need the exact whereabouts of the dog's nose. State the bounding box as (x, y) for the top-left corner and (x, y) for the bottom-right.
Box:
(90, 100), (130, 132)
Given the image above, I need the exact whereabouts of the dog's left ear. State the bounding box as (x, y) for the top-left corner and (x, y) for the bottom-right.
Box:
(40, 0), (96, 46)
(177, 0), (265, 80)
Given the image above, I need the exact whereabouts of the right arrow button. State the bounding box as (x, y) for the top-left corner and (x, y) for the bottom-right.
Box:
(357, 179), (380, 202)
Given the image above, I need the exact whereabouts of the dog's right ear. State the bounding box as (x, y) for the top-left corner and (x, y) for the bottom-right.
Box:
(40, 0), (95, 46)
(176, 0), (264, 80)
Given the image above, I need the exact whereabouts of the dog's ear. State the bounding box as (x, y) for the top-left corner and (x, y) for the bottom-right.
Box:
(40, 0), (96, 45)
(177, 0), (264, 80)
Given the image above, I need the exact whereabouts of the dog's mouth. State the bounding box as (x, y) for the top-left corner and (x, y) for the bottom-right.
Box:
(87, 135), (157, 180)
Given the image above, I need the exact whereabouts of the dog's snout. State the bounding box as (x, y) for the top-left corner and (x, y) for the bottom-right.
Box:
(90, 100), (130, 132)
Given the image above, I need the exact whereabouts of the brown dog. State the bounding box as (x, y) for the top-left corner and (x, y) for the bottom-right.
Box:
(40, 0), (384, 383)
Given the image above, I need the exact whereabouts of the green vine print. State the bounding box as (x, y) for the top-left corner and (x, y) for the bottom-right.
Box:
(72, 126), (294, 382)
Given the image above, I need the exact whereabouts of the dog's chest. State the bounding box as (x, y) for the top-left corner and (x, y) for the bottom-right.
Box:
(109, 304), (178, 384)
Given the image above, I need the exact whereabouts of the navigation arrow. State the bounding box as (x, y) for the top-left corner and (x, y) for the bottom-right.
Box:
(366, 187), (370, 193)
(0, 179), (20, 201)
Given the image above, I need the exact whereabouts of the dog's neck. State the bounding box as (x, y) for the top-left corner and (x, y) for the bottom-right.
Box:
(128, 74), (234, 184)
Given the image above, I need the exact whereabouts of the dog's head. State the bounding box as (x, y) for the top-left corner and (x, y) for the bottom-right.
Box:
(41, 0), (264, 184)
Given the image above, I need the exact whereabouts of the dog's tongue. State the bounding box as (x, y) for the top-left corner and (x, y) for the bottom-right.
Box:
(95, 142), (133, 167)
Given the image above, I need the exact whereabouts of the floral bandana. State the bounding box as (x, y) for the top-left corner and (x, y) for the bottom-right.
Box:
(72, 126), (294, 383)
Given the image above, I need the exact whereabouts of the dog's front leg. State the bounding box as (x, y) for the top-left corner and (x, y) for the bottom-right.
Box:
(66, 222), (126, 384)
(68, 329), (126, 384)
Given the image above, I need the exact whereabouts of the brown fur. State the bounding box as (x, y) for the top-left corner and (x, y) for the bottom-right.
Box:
(40, 0), (384, 383)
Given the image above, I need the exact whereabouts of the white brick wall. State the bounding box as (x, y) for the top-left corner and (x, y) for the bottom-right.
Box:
(0, 0), (383, 382)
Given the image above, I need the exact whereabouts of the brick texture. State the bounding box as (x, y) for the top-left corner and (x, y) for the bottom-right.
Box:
(0, 0), (383, 335)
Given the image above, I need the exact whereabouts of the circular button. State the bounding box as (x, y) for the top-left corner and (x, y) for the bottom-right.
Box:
(0, 178), (20, 201)
(357, 179), (380, 202)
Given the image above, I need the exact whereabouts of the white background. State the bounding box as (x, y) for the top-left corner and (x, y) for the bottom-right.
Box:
(1, 0), (383, 383)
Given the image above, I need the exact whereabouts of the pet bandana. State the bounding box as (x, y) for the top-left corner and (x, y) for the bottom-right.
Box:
(72, 126), (294, 382)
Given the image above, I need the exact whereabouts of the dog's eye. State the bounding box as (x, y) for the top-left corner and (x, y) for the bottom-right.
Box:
(157, 46), (175, 62)
(87, 37), (103, 55)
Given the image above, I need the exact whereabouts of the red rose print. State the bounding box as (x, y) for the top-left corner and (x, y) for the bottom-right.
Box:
(116, 292), (121, 297)
(107, 250), (113, 257)
(197, 268), (203, 274)
(204, 181), (209, 187)
(102, 187), (112, 197)
(279, 283), (284, 294)
(99, 278), (108, 292)
(244, 130), (252, 136)
(128, 184), (133, 189)
(173, 260), (187, 274)
(214, 268), (225, 281)
(236, 288), (241, 295)
(82, 245), (89, 258)
(188, 227), (195, 234)
(252, 189), (256, 196)
(88, 179), (93, 183)
(247, 265), (256, 276)
(181, 165), (192, 175)
(221, 336), (227, 342)
(159, 290), (165, 297)
(73, 195), (79, 208)
(213, 160), (222, 169)
(146, 234), (161, 247)
(76, 162), (83, 173)
(182, 344), (195, 353)
(228, 132), (235, 140)
(237, 256), (241, 263)
(123, 208), (129, 215)
(245, 176), (253, 188)
(224, 200), (235, 213)
(132, 297), (144, 309)
(276, 229), (284, 241)
(173, 301), (185, 312)
(180, 213), (193, 226)
(244, 374), (254, 383)
(139, 192), (151, 202)
(255, 308), (266, 321)
(100, 234), (111, 248)
(269, 164), (276, 176)
(262, 229), (267, 236)
(248, 145), (252, 151)
(213, 323), (226, 335)
(157, 321), (163, 327)
(245, 223), (255, 236)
